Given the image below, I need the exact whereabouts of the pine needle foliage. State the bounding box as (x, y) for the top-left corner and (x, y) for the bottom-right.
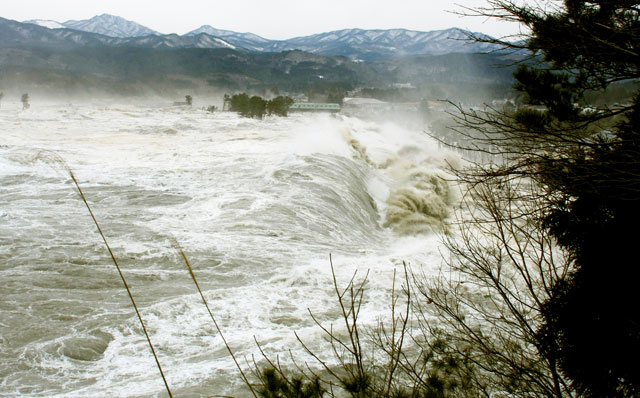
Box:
(451, 1), (640, 396)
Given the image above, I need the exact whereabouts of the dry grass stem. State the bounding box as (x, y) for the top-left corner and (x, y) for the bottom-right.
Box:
(69, 170), (173, 398)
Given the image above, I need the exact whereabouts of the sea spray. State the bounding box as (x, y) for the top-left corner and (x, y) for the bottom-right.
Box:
(336, 116), (460, 235)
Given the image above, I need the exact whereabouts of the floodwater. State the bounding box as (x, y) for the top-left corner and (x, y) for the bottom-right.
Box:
(0, 102), (457, 397)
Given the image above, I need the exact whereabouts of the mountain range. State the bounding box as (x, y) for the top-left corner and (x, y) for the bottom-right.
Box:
(16, 13), (502, 60)
(0, 14), (517, 101)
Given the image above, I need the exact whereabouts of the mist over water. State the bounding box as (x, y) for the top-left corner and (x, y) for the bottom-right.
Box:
(0, 103), (457, 397)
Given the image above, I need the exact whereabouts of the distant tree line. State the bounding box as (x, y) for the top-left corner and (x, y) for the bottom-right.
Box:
(224, 93), (294, 118)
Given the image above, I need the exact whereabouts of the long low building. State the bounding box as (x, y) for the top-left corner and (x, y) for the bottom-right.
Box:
(289, 102), (341, 112)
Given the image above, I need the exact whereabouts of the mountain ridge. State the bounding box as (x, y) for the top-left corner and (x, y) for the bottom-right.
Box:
(20, 14), (503, 59)
(62, 14), (160, 38)
(2, 17), (236, 50)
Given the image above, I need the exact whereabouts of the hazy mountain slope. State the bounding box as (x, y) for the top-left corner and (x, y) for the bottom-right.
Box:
(0, 40), (515, 94)
(187, 26), (270, 51)
(383, 52), (517, 84)
(0, 15), (517, 98)
(264, 28), (500, 60)
(186, 26), (502, 60)
(62, 14), (159, 38)
(113, 33), (237, 49)
(0, 44), (380, 96)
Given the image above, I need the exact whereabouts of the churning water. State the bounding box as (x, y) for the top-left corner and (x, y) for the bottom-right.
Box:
(0, 103), (458, 397)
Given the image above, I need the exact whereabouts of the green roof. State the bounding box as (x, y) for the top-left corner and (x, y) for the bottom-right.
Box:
(290, 103), (341, 110)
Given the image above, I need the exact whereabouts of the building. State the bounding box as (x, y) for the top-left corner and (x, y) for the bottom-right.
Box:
(289, 103), (341, 113)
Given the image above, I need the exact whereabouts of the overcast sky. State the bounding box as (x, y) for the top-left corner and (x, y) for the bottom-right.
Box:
(2, 0), (522, 40)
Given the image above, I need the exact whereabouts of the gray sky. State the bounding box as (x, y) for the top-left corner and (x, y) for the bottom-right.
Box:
(2, 0), (522, 40)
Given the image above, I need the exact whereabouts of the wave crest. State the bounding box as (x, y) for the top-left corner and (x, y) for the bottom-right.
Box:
(384, 169), (454, 235)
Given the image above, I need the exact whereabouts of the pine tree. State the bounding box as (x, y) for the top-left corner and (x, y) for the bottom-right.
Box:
(456, 1), (640, 396)
(266, 96), (294, 116)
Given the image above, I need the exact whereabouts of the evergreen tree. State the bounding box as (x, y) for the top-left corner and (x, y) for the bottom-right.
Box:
(457, 1), (640, 396)
(226, 93), (293, 119)
(227, 93), (251, 117)
(223, 94), (231, 111)
(266, 96), (294, 116)
(248, 95), (267, 119)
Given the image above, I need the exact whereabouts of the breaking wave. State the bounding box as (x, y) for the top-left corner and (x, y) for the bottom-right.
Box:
(0, 105), (459, 397)
(384, 168), (454, 235)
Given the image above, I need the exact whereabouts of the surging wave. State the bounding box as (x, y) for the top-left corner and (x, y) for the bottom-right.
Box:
(384, 168), (454, 235)
(0, 105), (459, 398)
(336, 116), (459, 235)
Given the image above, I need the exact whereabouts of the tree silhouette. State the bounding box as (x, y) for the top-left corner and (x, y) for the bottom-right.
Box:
(451, 1), (640, 396)
(21, 93), (30, 110)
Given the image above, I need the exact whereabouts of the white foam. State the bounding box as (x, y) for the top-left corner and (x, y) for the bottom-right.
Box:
(0, 104), (453, 397)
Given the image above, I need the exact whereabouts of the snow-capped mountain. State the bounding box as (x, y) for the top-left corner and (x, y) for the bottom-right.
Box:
(6, 14), (504, 59)
(23, 19), (65, 29)
(62, 14), (159, 38)
(186, 26), (269, 51)
(266, 28), (498, 59)
(187, 26), (501, 60)
(0, 17), (235, 50)
(2, 17), (118, 47)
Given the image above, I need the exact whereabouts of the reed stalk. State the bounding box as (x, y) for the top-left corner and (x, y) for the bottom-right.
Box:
(69, 170), (173, 398)
(175, 242), (259, 398)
